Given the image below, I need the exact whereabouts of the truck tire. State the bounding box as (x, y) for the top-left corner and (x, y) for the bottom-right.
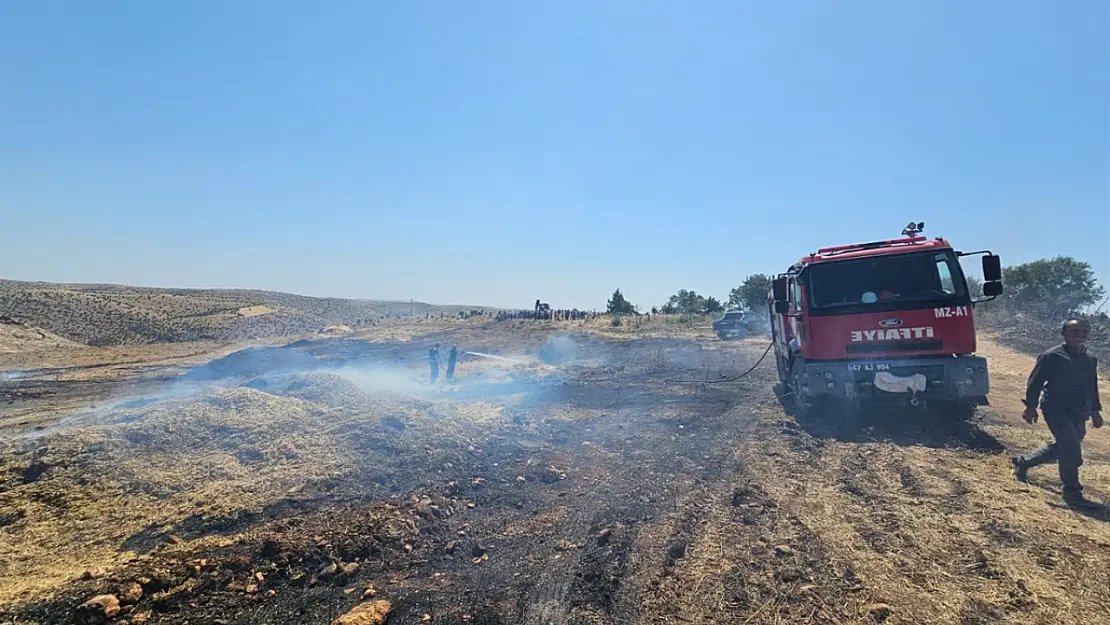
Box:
(790, 366), (810, 420)
(774, 352), (788, 387)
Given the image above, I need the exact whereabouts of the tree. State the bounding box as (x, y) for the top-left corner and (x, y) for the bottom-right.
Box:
(606, 288), (636, 315)
(703, 296), (725, 313)
(662, 289), (706, 314)
(966, 275), (983, 297)
(728, 274), (773, 311)
(1001, 256), (1105, 317)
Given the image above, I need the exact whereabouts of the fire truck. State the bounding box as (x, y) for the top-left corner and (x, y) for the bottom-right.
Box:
(768, 222), (1003, 419)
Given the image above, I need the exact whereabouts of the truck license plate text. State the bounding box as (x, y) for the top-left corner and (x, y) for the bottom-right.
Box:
(848, 363), (891, 372)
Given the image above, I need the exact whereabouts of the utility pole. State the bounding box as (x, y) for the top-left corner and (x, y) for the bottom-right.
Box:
(410, 298), (414, 316)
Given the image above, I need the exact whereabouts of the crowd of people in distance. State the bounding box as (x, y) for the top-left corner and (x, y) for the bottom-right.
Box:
(495, 308), (600, 321)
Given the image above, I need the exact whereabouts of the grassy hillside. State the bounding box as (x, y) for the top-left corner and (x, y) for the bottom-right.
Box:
(0, 279), (486, 346)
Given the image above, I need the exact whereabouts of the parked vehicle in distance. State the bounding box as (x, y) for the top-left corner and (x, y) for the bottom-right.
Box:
(713, 310), (760, 340)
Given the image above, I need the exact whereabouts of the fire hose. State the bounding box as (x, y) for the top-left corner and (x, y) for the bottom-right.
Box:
(433, 350), (521, 375)
(664, 340), (775, 385)
(435, 342), (776, 386)
(699, 340), (775, 384)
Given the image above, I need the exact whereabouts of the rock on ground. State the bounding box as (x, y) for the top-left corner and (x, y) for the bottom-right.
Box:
(75, 594), (121, 624)
(333, 599), (393, 625)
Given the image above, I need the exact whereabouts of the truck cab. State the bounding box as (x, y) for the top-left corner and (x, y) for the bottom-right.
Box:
(768, 224), (1003, 418)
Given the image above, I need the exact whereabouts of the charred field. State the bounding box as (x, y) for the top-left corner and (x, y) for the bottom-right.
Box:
(1, 321), (1109, 625)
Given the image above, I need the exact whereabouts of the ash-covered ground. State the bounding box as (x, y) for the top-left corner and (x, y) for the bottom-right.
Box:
(1, 322), (1109, 625)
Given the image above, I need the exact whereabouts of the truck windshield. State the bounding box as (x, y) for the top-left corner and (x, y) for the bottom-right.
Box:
(807, 250), (966, 309)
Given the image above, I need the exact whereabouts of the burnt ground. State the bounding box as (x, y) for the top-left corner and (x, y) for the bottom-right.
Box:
(1, 321), (1110, 625)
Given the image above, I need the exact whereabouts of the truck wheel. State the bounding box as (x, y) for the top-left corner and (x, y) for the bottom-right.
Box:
(790, 369), (810, 420)
(794, 395), (809, 419)
(774, 355), (787, 387)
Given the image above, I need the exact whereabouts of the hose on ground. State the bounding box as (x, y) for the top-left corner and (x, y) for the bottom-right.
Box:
(656, 340), (775, 385)
(696, 340), (775, 384)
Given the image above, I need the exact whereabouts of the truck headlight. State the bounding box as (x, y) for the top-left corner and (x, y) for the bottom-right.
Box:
(823, 371), (834, 381)
(965, 367), (975, 375)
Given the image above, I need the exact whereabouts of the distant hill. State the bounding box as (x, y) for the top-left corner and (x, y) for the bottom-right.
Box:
(0, 279), (489, 346)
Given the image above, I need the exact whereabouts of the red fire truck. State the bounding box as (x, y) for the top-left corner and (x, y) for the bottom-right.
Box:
(769, 222), (1004, 419)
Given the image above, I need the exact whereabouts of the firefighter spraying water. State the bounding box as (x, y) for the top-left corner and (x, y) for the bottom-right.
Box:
(768, 222), (1005, 419)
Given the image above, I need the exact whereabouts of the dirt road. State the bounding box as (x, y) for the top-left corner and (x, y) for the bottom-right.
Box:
(1, 321), (1108, 624)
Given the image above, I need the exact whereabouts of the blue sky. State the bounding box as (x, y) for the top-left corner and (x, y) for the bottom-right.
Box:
(2, 1), (1107, 310)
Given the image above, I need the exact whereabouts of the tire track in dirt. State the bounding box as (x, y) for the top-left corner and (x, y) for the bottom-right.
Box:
(369, 335), (766, 625)
(622, 378), (879, 624)
(519, 381), (740, 624)
(793, 428), (1036, 620)
(741, 401), (1110, 624)
(613, 337), (1110, 625)
(521, 487), (604, 624)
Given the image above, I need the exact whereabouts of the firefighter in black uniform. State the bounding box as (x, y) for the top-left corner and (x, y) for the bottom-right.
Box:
(1012, 318), (1103, 506)
(446, 344), (458, 381)
(429, 343), (441, 385)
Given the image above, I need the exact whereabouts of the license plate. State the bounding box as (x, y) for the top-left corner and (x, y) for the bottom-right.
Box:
(847, 363), (891, 373)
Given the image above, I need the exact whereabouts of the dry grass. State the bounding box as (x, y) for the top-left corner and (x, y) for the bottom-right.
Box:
(978, 306), (1110, 374)
(0, 279), (485, 347)
(1, 387), (339, 601)
(0, 323), (83, 355)
(646, 347), (670, 372)
(587, 333), (1110, 625)
(767, 444), (1109, 623)
(1, 318), (1108, 624)
(639, 409), (1110, 624)
(236, 305), (275, 318)
(0, 369), (517, 605)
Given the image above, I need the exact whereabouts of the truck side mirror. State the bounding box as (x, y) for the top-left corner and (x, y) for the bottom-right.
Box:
(982, 255), (1002, 282)
(983, 281), (1004, 297)
(774, 301), (789, 315)
(772, 278), (788, 302)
